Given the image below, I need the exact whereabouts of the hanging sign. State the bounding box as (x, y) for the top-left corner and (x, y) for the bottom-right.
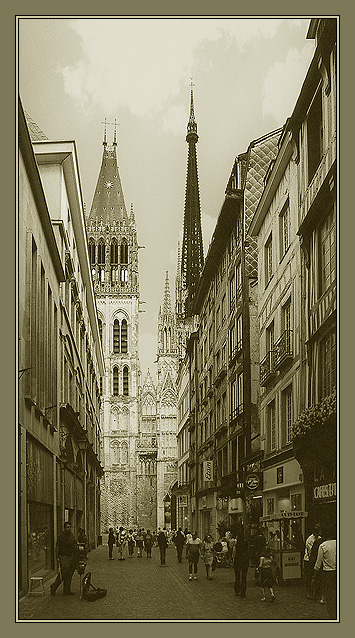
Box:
(203, 460), (213, 481)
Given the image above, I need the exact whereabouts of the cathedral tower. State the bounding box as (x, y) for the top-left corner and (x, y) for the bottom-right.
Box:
(180, 83), (204, 318)
(86, 120), (141, 530)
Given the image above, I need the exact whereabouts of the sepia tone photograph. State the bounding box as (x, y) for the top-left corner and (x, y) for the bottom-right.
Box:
(16, 14), (338, 622)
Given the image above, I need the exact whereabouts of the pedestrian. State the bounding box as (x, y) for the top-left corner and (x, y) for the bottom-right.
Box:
(108, 527), (116, 560)
(116, 527), (126, 560)
(157, 528), (168, 565)
(308, 526), (325, 602)
(127, 529), (135, 557)
(50, 522), (79, 596)
(253, 526), (267, 585)
(135, 528), (144, 557)
(174, 527), (185, 563)
(257, 546), (276, 602)
(227, 528), (237, 567)
(232, 527), (250, 598)
(144, 529), (153, 558)
(314, 528), (337, 619)
(201, 533), (215, 580)
(186, 531), (201, 580)
(303, 523), (321, 597)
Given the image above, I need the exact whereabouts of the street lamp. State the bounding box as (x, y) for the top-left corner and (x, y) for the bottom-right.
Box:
(77, 440), (88, 540)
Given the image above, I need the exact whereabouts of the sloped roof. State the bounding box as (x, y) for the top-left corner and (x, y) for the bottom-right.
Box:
(24, 111), (48, 141)
(88, 142), (128, 224)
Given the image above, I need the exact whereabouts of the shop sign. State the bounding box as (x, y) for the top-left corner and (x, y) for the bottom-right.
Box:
(313, 482), (336, 501)
(179, 495), (188, 507)
(260, 511), (308, 522)
(282, 552), (302, 580)
(203, 460), (213, 481)
(277, 466), (284, 484)
(244, 471), (262, 492)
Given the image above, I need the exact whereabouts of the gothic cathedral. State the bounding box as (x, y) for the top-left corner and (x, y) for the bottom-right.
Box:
(86, 123), (179, 532)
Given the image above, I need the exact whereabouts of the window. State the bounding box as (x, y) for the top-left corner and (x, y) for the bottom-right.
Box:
(307, 89), (323, 184)
(282, 300), (291, 334)
(236, 314), (243, 351)
(282, 385), (293, 445)
(98, 319), (103, 344)
(268, 400), (276, 452)
(230, 274), (235, 312)
(229, 324), (235, 358)
(236, 261), (242, 298)
(291, 493), (302, 511)
(113, 367), (119, 395)
(123, 366), (129, 396)
(280, 201), (290, 258)
(222, 445), (228, 477)
(265, 234), (273, 285)
(89, 240), (96, 265)
(120, 240), (128, 264)
(267, 498), (275, 515)
(113, 320), (120, 353)
(266, 322), (274, 353)
(221, 294), (226, 323)
(98, 239), (105, 264)
(121, 267), (128, 283)
(319, 208), (336, 295)
(320, 329), (336, 398)
(110, 239), (118, 264)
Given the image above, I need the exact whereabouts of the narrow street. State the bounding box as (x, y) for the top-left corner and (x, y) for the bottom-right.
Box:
(18, 544), (330, 621)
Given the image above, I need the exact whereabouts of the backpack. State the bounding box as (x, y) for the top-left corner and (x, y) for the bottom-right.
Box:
(82, 572), (107, 602)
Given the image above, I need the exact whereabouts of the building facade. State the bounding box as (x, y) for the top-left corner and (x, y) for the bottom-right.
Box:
(86, 124), (141, 531)
(188, 131), (281, 541)
(250, 17), (337, 542)
(18, 100), (104, 596)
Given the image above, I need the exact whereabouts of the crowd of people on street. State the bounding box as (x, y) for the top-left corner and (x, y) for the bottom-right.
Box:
(47, 520), (337, 620)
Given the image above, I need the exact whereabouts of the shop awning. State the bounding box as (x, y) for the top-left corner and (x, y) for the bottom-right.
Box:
(260, 511), (308, 522)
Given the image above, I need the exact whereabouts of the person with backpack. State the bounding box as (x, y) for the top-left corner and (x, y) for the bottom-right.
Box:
(144, 529), (153, 558)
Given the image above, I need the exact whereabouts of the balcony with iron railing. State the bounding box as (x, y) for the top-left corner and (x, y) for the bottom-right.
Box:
(260, 350), (277, 385)
(274, 330), (293, 369)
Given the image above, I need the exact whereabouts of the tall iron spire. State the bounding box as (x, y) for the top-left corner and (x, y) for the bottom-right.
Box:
(181, 81), (204, 317)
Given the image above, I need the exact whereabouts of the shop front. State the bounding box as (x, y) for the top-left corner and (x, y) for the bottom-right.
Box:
(260, 511), (308, 583)
(199, 492), (215, 539)
(26, 436), (55, 582)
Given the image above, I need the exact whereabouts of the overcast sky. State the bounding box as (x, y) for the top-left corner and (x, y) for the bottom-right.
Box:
(18, 17), (315, 379)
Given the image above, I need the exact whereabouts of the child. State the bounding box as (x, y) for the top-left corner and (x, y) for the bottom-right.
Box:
(257, 547), (276, 602)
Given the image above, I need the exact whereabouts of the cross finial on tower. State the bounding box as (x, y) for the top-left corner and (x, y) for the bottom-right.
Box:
(113, 118), (118, 145)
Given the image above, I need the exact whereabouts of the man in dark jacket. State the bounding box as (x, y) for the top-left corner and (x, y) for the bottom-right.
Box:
(50, 522), (79, 596)
(157, 529), (168, 565)
(232, 528), (250, 598)
(174, 528), (186, 563)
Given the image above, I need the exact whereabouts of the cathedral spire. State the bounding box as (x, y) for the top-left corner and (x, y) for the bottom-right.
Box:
(88, 123), (128, 224)
(181, 82), (204, 317)
(162, 271), (172, 315)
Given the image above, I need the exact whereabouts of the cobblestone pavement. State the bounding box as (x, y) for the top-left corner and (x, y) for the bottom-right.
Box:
(18, 545), (332, 621)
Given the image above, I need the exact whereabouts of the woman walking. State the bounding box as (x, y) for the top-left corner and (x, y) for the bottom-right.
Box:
(201, 533), (215, 580)
(144, 529), (153, 558)
(186, 531), (202, 580)
(135, 529), (144, 558)
(257, 547), (276, 602)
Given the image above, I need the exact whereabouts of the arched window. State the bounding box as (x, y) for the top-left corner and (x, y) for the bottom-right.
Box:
(98, 318), (103, 344)
(110, 239), (118, 264)
(89, 239), (96, 265)
(113, 320), (120, 353)
(123, 366), (129, 396)
(98, 239), (105, 264)
(120, 239), (128, 264)
(121, 319), (128, 353)
(113, 366), (119, 395)
(121, 267), (128, 283)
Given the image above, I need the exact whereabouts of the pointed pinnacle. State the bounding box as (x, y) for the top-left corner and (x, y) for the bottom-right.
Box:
(162, 271), (172, 314)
